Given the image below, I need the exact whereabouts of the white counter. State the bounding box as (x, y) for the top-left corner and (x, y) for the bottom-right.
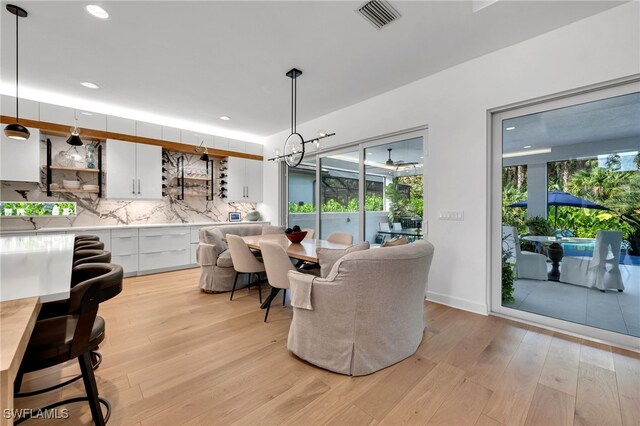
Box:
(0, 221), (269, 235)
(0, 234), (74, 303)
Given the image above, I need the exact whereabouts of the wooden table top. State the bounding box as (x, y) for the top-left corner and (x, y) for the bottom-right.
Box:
(1, 297), (41, 424)
(240, 234), (351, 262)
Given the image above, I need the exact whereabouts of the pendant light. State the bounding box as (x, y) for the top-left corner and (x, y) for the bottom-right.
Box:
(66, 111), (83, 146)
(195, 139), (209, 161)
(4, 5), (30, 140)
(267, 68), (335, 167)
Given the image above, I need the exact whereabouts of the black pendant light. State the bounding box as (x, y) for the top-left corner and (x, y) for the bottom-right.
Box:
(4, 5), (30, 140)
(66, 111), (83, 146)
(195, 140), (209, 161)
(267, 68), (335, 167)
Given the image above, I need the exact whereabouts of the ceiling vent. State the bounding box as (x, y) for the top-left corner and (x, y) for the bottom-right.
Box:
(356, 0), (401, 30)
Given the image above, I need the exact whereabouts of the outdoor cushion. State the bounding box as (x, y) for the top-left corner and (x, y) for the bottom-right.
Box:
(382, 236), (408, 247)
(216, 250), (234, 268)
(316, 241), (370, 278)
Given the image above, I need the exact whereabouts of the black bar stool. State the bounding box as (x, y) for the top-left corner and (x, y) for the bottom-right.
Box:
(75, 241), (105, 251)
(73, 249), (112, 267)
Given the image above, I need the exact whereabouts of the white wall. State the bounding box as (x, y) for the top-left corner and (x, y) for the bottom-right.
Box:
(260, 3), (640, 314)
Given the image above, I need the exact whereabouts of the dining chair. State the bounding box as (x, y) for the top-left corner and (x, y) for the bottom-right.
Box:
(226, 234), (265, 302)
(392, 222), (403, 231)
(14, 263), (123, 426)
(74, 235), (100, 243)
(302, 229), (315, 239)
(502, 226), (547, 281)
(260, 241), (297, 322)
(326, 233), (353, 245)
(379, 223), (391, 232)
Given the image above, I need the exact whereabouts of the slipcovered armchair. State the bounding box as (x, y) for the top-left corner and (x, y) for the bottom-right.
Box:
(197, 224), (284, 292)
(560, 230), (624, 291)
(503, 226), (548, 281)
(287, 240), (435, 376)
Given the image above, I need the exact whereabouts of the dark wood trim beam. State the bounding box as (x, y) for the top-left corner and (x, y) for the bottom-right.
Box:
(0, 115), (264, 161)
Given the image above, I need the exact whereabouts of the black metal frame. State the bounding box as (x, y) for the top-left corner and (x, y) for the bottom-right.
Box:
(46, 139), (103, 197)
(176, 155), (214, 200)
(177, 155), (185, 200)
(230, 272), (263, 304)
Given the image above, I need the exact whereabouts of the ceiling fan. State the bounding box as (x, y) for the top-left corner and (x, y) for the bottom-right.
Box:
(385, 148), (418, 167)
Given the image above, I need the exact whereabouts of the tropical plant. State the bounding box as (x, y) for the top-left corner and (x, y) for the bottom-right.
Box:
(501, 234), (516, 303)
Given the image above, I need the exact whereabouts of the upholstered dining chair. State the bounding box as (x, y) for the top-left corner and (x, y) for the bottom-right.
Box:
(75, 240), (105, 251)
(15, 263), (123, 426)
(502, 226), (547, 281)
(560, 230), (624, 292)
(259, 241), (297, 322)
(226, 234), (265, 302)
(73, 249), (112, 267)
(326, 232), (353, 245)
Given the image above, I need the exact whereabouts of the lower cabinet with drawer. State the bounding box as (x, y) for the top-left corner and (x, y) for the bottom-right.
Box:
(138, 227), (191, 273)
(66, 229), (111, 251)
(111, 228), (138, 276)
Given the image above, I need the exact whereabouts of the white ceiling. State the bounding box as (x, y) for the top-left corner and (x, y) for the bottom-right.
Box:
(503, 91), (640, 152)
(0, 1), (625, 142)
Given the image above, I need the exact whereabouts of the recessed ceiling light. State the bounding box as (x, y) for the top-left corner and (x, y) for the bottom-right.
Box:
(505, 126), (516, 131)
(523, 145), (532, 149)
(86, 5), (109, 19)
(80, 82), (99, 89)
(219, 116), (231, 121)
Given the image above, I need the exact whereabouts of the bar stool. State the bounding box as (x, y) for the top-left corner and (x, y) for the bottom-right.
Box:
(14, 263), (123, 426)
(74, 235), (100, 243)
(73, 249), (112, 267)
(75, 240), (105, 251)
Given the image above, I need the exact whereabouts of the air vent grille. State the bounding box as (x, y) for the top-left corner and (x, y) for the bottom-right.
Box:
(357, 0), (401, 29)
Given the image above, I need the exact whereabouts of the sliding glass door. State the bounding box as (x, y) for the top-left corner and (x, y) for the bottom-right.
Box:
(491, 79), (640, 347)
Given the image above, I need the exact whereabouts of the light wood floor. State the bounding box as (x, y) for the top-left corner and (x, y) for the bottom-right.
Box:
(16, 268), (640, 425)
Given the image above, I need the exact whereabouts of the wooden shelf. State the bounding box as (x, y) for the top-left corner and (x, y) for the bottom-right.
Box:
(176, 176), (211, 181)
(50, 189), (99, 194)
(183, 192), (210, 197)
(49, 166), (100, 173)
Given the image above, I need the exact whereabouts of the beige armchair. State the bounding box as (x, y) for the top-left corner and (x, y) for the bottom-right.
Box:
(287, 240), (435, 376)
(197, 224), (283, 292)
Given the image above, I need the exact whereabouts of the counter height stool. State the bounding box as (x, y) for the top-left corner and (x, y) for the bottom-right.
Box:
(227, 234), (265, 302)
(74, 235), (100, 243)
(73, 249), (112, 267)
(75, 240), (105, 251)
(15, 263), (123, 426)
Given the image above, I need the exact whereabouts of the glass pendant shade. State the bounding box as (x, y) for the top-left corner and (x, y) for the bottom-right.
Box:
(4, 122), (30, 140)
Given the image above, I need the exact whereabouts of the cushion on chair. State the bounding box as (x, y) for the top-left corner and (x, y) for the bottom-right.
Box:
(216, 250), (234, 268)
(316, 241), (370, 278)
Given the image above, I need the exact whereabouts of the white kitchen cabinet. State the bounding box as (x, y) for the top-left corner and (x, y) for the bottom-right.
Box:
(162, 126), (181, 142)
(1, 95), (39, 120)
(245, 142), (263, 156)
(138, 227), (190, 272)
(214, 137), (229, 151)
(227, 157), (263, 202)
(76, 111), (106, 131)
(106, 139), (162, 200)
(1, 127), (40, 182)
(40, 103), (75, 126)
(228, 139), (245, 153)
(107, 116), (136, 135)
(111, 228), (138, 275)
(136, 122), (162, 139)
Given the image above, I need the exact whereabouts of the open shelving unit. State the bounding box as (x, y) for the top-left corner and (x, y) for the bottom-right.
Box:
(46, 138), (103, 197)
(175, 155), (214, 200)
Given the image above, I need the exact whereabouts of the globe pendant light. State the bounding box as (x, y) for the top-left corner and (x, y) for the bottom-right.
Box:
(66, 111), (83, 146)
(4, 5), (30, 140)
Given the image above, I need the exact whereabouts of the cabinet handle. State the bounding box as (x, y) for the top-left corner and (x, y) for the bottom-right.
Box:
(132, 179), (136, 194)
(143, 249), (187, 254)
(138, 179), (141, 194)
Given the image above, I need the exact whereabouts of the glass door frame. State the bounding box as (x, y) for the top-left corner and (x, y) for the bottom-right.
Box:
(284, 127), (428, 242)
(488, 77), (640, 350)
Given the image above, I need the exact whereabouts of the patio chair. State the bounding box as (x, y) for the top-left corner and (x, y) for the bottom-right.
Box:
(502, 226), (547, 281)
(559, 230), (624, 292)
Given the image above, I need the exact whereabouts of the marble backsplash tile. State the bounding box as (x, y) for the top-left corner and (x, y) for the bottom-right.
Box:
(0, 136), (256, 231)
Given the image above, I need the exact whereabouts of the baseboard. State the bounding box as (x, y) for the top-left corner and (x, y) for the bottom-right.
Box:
(426, 291), (488, 315)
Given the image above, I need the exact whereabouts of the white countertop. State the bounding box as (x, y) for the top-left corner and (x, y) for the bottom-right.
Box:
(0, 221), (269, 235)
(0, 234), (75, 303)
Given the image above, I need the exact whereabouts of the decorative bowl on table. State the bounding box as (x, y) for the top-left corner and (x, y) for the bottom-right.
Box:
(285, 231), (307, 244)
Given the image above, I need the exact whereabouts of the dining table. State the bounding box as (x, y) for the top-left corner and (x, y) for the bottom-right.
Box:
(239, 233), (351, 263)
(0, 233), (75, 426)
(521, 235), (596, 281)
